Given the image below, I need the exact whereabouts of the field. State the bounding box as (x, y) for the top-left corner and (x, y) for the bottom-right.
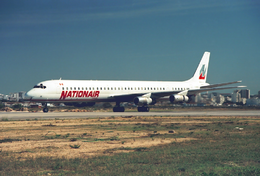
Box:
(0, 115), (260, 175)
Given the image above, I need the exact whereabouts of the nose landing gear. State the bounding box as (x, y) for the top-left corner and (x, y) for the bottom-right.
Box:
(42, 103), (48, 113)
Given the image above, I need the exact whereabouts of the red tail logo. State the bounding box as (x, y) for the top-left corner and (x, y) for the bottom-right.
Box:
(199, 65), (206, 80)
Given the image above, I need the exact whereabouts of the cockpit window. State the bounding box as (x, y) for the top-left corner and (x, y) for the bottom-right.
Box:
(33, 84), (46, 89)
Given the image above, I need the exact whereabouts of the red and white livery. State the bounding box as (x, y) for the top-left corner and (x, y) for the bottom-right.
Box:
(25, 52), (245, 112)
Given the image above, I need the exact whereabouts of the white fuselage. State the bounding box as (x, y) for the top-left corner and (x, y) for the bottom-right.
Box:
(25, 79), (202, 103)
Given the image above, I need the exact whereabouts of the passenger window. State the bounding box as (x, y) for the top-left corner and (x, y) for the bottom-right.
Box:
(74, 87), (76, 90)
(62, 87), (64, 90)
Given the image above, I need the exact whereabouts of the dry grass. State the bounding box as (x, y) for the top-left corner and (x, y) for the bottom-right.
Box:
(1, 115), (260, 175)
(0, 116), (259, 160)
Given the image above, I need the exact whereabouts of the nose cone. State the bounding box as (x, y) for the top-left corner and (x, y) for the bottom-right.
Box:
(24, 91), (33, 101)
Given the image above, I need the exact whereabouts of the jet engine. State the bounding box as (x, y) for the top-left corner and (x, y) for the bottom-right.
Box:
(134, 97), (156, 105)
(169, 94), (189, 103)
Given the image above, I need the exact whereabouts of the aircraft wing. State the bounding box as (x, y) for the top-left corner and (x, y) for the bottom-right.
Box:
(150, 85), (246, 97)
(109, 85), (246, 101)
(200, 81), (242, 89)
(109, 93), (145, 102)
(109, 91), (181, 100)
(187, 85), (246, 96)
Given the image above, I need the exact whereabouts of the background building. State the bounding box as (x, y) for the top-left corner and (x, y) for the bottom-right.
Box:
(240, 89), (250, 99)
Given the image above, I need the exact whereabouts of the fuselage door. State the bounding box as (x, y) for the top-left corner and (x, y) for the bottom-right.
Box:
(56, 83), (63, 94)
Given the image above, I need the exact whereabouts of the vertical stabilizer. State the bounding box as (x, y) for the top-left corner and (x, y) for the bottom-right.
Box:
(187, 51), (210, 84)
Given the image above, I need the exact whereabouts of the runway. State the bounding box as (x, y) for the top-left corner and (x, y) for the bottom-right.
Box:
(0, 110), (260, 120)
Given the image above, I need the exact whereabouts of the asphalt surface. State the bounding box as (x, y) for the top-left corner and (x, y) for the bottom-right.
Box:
(0, 110), (260, 120)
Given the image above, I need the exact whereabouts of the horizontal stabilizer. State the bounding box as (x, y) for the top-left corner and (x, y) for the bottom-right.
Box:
(187, 85), (247, 95)
(201, 81), (242, 89)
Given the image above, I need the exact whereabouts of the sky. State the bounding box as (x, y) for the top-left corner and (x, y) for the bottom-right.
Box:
(1, 0), (260, 95)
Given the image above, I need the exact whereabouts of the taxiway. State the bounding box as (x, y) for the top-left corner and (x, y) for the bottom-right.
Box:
(0, 110), (260, 120)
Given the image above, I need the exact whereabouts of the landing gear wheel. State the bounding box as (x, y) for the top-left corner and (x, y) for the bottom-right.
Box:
(43, 108), (49, 113)
(113, 107), (125, 112)
(137, 107), (149, 112)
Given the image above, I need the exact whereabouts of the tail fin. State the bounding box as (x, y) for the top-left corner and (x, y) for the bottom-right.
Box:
(186, 51), (210, 84)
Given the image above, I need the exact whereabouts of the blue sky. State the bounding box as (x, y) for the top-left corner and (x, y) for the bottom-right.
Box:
(1, 0), (260, 95)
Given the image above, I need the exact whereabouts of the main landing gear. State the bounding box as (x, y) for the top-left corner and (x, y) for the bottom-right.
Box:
(113, 102), (125, 112)
(113, 102), (150, 112)
(137, 106), (150, 112)
(42, 103), (48, 113)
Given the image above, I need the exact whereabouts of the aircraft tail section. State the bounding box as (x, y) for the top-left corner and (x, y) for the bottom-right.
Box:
(186, 51), (210, 85)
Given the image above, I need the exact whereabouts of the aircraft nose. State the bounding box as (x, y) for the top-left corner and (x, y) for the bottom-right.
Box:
(24, 91), (33, 101)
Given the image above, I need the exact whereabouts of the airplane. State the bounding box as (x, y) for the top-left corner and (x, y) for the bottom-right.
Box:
(24, 51), (245, 113)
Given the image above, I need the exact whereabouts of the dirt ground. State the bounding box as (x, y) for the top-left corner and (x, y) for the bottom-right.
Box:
(0, 116), (256, 159)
